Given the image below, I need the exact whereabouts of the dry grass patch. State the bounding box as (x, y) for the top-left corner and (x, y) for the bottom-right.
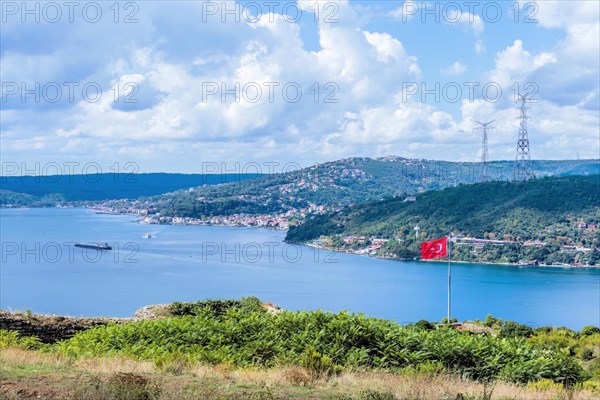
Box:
(75, 355), (155, 375)
(1, 348), (600, 400)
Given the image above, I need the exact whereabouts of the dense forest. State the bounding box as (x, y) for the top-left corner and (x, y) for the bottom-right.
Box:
(286, 175), (600, 265)
(0, 173), (260, 202)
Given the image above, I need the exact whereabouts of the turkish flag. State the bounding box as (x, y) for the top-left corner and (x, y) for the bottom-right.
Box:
(421, 237), (448, 259)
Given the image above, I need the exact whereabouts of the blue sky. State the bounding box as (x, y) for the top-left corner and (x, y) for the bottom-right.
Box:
(1, 0), (598, 173)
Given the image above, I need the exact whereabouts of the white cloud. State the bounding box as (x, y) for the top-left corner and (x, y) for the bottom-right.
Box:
(446, 10), (484, 35)
(0, 0), (598, 170)
(388, 0), (419, 22)
(489, 40), (556, 87)
(363, 31), (409, 63)
(442, 61), (467, 76)
(534, 1), (600, 28)
(475, 39), (486, 54)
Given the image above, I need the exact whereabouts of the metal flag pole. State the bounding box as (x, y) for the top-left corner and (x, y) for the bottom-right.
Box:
(447, 234), (451, 323)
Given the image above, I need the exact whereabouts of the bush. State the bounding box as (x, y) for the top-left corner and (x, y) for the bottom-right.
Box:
(528, 379), (563, 392)
(77, 373), (161, 400)
(169, 296), (264, 317)
(440, 317), (457, 324)
(56, 308), (585, 385)
(483, 314), (500, 328)
(581, 326), (600, 336)
(0, 330), (19, 348)
(300, 346), (339, 379)
(414, 320), (435, 331)
(580, 348), (594, 361)
(401, 360), (444, 377)
(0, 330), (43, 350)
(356, 390), (397, 400)
(499, 321), (534, 338)
(534, 326), (553, 334)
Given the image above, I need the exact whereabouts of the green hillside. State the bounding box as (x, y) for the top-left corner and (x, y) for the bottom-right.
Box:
(286, 175), (600, 266)
(0, 173), (261, 203)
(145, 158), (600, 218)
(0, 190), (64, 207)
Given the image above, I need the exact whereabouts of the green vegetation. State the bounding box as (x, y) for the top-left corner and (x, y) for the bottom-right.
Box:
(169, 297), (266, 317)
(3, 158), (598, 220)
(0, 330), (44, 351)
(286, 175), (600, 265)
(53, 304), (590, 386)
(0, 173), (260, 203)
(0, 189), (65, 207)
(1, 301), (600, 399)
(499, 321), (534, 339)
(144, 158), (599, 218)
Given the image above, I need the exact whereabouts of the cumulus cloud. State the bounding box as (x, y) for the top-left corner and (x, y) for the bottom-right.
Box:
(488, 40), (556, 89)
(388, 0), (419, 22)
(442, 62), (467, 76)
(446, 10), (484, 35)
(0, 0), (598, 170)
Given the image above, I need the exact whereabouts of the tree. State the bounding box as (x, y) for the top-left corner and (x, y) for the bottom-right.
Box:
(580, 325), (600, 336)
(499, 321), (534, 338)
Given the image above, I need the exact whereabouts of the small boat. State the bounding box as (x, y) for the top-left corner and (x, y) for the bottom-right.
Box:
(143, 233), (152, 239)
(74, 242), (112, 251)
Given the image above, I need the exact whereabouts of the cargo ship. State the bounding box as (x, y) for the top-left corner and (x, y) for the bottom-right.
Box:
(74, 242), (112, 251)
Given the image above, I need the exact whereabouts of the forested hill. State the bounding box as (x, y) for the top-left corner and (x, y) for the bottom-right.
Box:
(285, 175), (600, 265)
(0, 173), (261, 202)
(145, 158), (599, 218)
(2, 158), (598, 212)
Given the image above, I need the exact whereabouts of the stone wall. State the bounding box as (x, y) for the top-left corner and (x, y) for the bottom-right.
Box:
(0, 311), (131, 343)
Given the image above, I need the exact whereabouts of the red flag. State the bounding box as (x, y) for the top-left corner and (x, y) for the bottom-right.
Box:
(421, 237), (448, 259)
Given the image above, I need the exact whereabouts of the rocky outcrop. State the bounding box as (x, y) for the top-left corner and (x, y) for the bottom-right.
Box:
(1, 301), (282, 343)
(0, 311), (130, 344)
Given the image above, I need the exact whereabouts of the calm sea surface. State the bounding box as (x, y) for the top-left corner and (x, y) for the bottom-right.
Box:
(1, 208), (598, 329)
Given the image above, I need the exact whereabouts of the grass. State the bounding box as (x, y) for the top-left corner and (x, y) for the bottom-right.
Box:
(1, 347), (598, 400)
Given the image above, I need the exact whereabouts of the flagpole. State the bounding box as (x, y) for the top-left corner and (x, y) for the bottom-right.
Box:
(447, 234), (451, 323)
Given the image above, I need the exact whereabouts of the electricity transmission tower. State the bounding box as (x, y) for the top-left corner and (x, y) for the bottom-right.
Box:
(514, 94), (535, 181)
(474, 120), (495, 182)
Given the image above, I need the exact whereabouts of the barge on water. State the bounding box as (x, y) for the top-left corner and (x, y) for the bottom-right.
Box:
(74, 242), (112, 251)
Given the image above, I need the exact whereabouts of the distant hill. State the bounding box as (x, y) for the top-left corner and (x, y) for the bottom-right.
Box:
(2, 158), (598, 215)
(147, 158), (599, 218)
(0, 190), (63, 208)
(0, 173), (261, 202)
(285, 175), (600, 266)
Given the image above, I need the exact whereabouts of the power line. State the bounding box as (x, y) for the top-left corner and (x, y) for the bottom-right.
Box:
(514, 94), (535, 181)
(474, 120), (495, 182)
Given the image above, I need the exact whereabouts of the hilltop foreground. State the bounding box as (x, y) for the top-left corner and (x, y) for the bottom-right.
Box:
(1, 298), (599, 399)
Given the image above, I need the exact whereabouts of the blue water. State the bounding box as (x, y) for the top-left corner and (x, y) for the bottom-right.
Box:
(1, 208), (599, 329)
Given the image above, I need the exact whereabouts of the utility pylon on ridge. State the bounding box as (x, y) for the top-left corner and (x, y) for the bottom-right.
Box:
(514, 94), (535, 181)
(474, 120), (495, 182)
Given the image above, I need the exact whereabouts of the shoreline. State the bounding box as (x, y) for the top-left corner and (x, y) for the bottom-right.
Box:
(299, 241), (600, 269)
(4, 207), (597, 269)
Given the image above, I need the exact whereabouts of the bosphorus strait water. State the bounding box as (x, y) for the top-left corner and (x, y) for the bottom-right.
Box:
(1, 208), (599, 329)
